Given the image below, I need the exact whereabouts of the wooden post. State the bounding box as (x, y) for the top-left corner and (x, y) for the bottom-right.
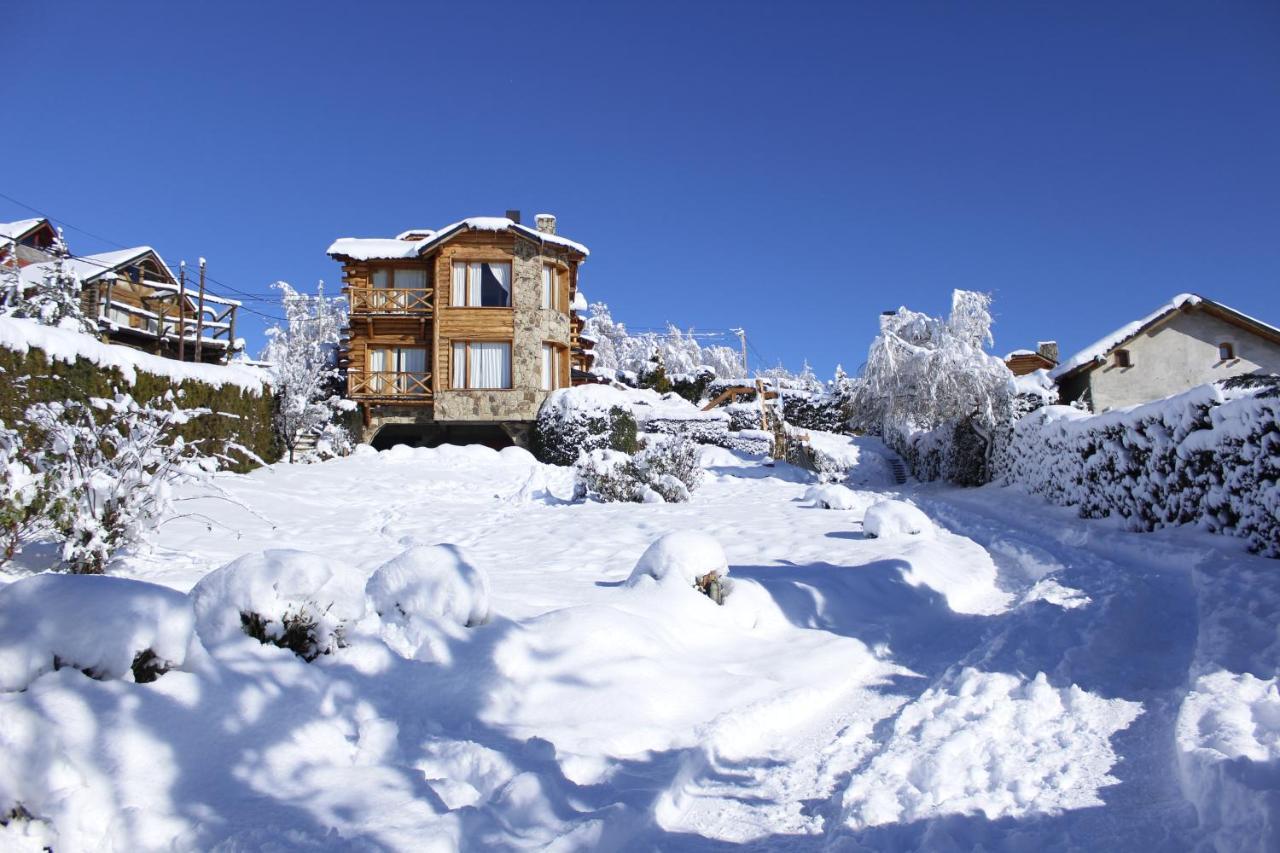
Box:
(195, 258), (207, 363)
(177, 262), (187, 361)
(227, 305), (237, 363)
(102, 273), (116, 341)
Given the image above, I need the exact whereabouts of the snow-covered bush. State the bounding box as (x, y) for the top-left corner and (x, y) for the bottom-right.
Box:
(190, 549), (367, 660)
(805, 483), (867, 511)
(25, 392), (217, 574)
(366, 544), (491, 662)
(626, 530), (731, 604)
(0, 574), (201, 691)
(0, 418), (49, 565)
(780, 390), (844, 433)
(8, 231), (96, 336)
(534, 388), (638, 466)
(575, 436), (704, 503)
(262, 281), (350, 463)
(997, 377), (1280, 557)
(863, 500), (934, 539)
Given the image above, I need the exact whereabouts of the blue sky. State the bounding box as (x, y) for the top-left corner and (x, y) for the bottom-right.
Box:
(4, 1), (1278, 377)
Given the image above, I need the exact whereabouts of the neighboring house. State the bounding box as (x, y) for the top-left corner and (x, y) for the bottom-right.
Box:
(327, 212), (592, 447)
(19, 246), (241, 363)
(1005, 341), (1058, 376)
(0, 217), (58, 267)
(1052, 294), (1280, 412)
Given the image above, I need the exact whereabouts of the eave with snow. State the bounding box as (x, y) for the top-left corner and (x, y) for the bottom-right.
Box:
(1052, 293), (1280, 412)
(19, 245), (242, 365)
(0, 217), (59, 267)
(327, 212), (595, 447)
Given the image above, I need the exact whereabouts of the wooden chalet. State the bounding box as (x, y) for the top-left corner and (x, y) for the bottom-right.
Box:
(328, 212), (594, 447)
(19, 246), (241, 364)
(0, 218), (58, 267)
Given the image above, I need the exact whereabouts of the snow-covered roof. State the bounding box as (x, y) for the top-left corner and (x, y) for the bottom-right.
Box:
(328, 217), (589, 262)
(19, 247), (241, 308)
(1004, 349), (1036, 359)
(1051, 293), (1280, 380)
(0, 218), (47, 241)
(394, 228), (436, 240)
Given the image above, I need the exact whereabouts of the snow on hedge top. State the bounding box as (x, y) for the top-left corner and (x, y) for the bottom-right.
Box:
(627, 530), (729, 588)
(0, 574), (201, 691)
(1050, 294), (1202, 379)
(0, 316), (267, 394)
(541, 383), (726, 424)
(329, 217), (589, 261)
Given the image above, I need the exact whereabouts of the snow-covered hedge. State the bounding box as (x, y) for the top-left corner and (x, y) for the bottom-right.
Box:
(626, 530), (731, 603)
(575, 436), (705, 503)
(0, 317), (275, 471)
(999, 377), (1280, 557)
(779, 390), (845, 433)
(532, 386), (639, 466)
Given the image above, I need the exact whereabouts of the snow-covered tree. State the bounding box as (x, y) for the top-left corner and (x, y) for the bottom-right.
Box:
(262, 281), (350, 463)
(582, 301), (744, 380)
(847, 289), (1012, 436)
(24, 392), (217, 573)
(11, 229), (96, 335)
(0, 238), (21, 309)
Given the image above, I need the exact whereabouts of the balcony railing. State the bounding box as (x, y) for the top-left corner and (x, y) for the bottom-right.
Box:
(349, 371), (433, 398)
(349, 287), (433, 314)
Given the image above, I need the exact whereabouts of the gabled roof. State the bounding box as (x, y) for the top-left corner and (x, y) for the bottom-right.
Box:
(0, 218), (51, 242)
(20, 246), (176, 288)
(327, 216), (589, 262)
(1051, 293), (1280, 381)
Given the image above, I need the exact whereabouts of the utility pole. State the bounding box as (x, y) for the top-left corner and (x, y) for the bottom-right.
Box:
(177, 262), (187, 361)
(732, 327), (748, 377)
(195, 258), (207, 363)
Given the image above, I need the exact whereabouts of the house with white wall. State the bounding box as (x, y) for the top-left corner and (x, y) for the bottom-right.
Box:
(1052, 293), (1280, 411)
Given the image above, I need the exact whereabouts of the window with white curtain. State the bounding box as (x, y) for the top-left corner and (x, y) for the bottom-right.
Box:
(541, 265), (558, 310)
(372, 269), (390, 289)
(367, 347), (427, 394)
(451, 341), (512, 389)
(450, 261), (511, 307)
(395, 268), (426, 289)
(541, 344), (565, 390)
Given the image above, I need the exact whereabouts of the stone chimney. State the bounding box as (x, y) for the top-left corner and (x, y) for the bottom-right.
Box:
(535, 213), (557, 235)
(505, 209), (521, 224)
(1037, 341), (1059, 363)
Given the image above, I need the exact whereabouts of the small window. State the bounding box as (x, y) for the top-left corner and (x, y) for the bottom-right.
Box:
(450, 261), (511, 307)
(451, 341), (512, 389)
(541, 264), (564, 311)
(1114, 349), (1131, 368)
(541, 343), (566, 390)
(1218, 342), (1235, 361)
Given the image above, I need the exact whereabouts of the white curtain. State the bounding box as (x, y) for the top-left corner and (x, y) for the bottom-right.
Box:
(541, 266), (552, 309)
(372, 269), (390, 288)
(470, 342), (510, 389)
(490, 263), (510, 305)
(451, 262), (466, 306)
(452, 342), (466, 388)
(368, 348), (387, 393)
(395, 268), (426, 289)
(541, 344), (553, 390)
(397, 348), (426, 392)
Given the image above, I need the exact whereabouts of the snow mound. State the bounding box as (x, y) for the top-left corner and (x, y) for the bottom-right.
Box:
(189, 549), (367, 655)
(1022, 578), (1092, 610)
(1176, 670), (1280, 849)
(0, 574), (201, 691)
(805, 483), (868, 511)
(840, 669), (1143, 829)
(864, 500), (933, 538)
(367, 544), (491, 629)
(627, 531), (729, 588)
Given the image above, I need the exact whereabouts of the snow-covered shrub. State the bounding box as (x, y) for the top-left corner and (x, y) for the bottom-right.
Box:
(0, 418), (49, 565)
(638, 350), (673, 393)
(9, 230), (96, 336)
(533, 386), (639, 466)
(262, 281), (351, 463)
(805, 483), (867, 511)
(670, 367), (714, 404)
(997, 378), (1280, 557)
(863, 500), (934, 539)
(366, 544), (491, 662)
(723, 402), (761, 432)
(626, 530), (731, 604)
(0, 574), (201, 691)
(190, 549), (367, 660)
(575, 437), (704, 503)
(780, 390), (844, 433)
(25, 392), (218, 574)
(712, 428), (774, 456)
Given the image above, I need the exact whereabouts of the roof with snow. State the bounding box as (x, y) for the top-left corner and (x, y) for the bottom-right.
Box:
(1051, 293), (1280, 381)
(19, 247), (242, 307)
(328, 216), (589, 262)
(0, 218), (50, 242)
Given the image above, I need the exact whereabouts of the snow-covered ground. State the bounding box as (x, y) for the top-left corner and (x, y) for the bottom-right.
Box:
(1, 435), (1277, 851)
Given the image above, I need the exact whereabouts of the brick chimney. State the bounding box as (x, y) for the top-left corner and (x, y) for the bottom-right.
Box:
(505, 209), (521, 224)
(535, 213), (556, 235)
(1037, 341), (1059, 363)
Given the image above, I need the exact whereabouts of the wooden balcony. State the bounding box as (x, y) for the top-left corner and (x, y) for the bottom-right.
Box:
(349, 371), (433, 399)
(348, 287), (433, 314)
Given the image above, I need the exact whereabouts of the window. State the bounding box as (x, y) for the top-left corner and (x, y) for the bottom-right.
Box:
(450, 261), (511, 307)
(367, 347), (427, 394)
(541, 343), (566, 390)
(451, 341), (512, 389)
(369, 268), (426, 310)
(541, 264), (562, 311)
(1218, 342), (1235, 361)
(1114, 349), (1131, 368)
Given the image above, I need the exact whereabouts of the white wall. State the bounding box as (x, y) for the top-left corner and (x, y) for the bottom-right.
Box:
(1087, 310), (1280, 411)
